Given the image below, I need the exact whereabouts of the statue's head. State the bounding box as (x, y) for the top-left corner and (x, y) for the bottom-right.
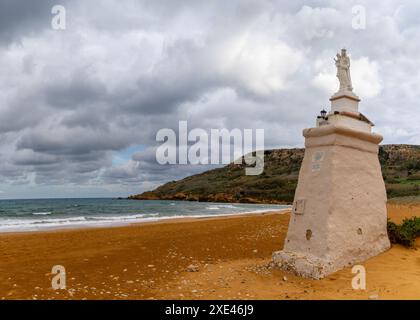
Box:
(341, 48), (347, 56)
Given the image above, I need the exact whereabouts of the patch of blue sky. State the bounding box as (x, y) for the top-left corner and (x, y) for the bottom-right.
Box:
(112, 144), (145, 165)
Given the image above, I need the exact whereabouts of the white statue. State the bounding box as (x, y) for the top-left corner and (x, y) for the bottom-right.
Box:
(334, 48), (353, 92)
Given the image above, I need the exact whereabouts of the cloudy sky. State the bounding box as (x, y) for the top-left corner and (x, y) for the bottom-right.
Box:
(0, 0), (419, 199)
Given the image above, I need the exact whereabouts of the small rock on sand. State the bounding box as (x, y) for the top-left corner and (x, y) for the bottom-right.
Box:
(186, 264), (200, 272)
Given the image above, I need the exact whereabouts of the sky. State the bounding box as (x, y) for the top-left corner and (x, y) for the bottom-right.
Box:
(0, 0), (419, 199)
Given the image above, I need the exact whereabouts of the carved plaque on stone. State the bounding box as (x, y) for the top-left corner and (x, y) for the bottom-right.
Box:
(293, 199), (306, 215)
(311, 151), (325, 172)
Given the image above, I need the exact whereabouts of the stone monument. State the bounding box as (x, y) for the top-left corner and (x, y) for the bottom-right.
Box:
(272, 49), (390, 279)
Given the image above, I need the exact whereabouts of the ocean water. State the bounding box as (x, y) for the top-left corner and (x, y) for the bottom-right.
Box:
(0, 198), (290, 232)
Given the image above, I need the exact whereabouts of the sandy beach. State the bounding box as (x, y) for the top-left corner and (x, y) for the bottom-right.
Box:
(0, 202), (419, 300)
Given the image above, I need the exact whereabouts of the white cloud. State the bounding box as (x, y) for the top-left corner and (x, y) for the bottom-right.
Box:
(294, 6), (342, 40)
(219, 30), (304, 95)
(311, 59), (337, 95)
(351, 57), (381, 98)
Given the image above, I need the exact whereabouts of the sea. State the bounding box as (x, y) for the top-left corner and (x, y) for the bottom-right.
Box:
(0, 198), (290, 233)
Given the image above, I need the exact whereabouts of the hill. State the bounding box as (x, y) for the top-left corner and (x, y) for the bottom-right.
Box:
(129, 145), (420, 204)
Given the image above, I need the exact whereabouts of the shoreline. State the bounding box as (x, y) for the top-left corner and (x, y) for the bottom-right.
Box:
(0, 208), (291, 235)
(0, 200), (417, 235)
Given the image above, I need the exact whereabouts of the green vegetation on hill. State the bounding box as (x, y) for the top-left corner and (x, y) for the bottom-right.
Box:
(380, 145), (420, 198)
(388, 217), (420, 247)
(130, 145), (420, 204)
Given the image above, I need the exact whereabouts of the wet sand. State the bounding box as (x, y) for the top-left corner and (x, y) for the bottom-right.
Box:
(0, 203), (419, 300)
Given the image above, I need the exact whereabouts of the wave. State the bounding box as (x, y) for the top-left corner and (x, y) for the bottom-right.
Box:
(206, 204), (239, 210)
(0, 213), (164, 232)
(90, 213), (159, 221)
(32, 212), (52, 216)
(206, 206), (221, 210)
(1, 216), (87, 225)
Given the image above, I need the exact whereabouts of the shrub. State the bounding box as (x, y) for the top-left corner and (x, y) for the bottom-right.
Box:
(387, 217), (420, 247)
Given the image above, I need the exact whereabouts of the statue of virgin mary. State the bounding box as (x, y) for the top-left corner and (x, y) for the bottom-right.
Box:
(334, 49), (353, 92)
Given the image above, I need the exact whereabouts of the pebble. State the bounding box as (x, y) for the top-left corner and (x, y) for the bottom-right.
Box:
(186, 264), (200, 272)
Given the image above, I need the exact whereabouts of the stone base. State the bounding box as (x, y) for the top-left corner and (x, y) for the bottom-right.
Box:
(272, 250), (335, 279)
(272, 236), (390, 279)
(330, 91), (360, 113)
(330, 90), (360, 102)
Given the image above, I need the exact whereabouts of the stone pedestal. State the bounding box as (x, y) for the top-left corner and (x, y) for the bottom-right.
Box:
(330, 91), (360, 113)
(272, 124), (390, 279)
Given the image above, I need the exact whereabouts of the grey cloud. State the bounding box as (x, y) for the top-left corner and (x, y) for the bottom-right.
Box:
(16, 127), (130, 155)
(45, 73), (108, 110)
(0, 0), (65, 45)
(13, 149), (61, 166)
